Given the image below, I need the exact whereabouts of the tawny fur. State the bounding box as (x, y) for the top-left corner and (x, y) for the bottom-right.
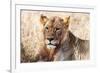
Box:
(39, 15), (89, 61)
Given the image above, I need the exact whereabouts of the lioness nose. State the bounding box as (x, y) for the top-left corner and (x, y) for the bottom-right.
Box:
(47, 38), (54, 41)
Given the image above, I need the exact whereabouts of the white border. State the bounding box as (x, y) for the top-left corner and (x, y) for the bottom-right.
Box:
(11, 3), (96, 73)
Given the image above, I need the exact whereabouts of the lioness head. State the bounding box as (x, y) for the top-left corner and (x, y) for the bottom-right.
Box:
(40, 14), (70, 49)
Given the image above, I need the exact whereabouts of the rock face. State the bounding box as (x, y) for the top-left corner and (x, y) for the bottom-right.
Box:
(20, 10), (90, 62)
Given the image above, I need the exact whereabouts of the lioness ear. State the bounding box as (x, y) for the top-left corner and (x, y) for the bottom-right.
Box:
(63, 16), (70, 27)
(40, 14), (48, 25)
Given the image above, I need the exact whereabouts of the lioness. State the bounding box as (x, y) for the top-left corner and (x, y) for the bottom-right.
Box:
(38, 14), (89, 61)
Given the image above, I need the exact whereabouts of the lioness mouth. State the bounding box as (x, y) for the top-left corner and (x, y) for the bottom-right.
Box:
(48, 43), (56, 46)
(47, 43), (56, 49)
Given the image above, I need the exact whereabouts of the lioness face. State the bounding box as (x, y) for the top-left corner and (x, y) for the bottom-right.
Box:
(40, 15), (70, 49)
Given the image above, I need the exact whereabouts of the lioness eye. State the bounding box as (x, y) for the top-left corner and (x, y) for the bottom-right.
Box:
(45, 27), (48, 30)
(56, 28), (60, 31)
